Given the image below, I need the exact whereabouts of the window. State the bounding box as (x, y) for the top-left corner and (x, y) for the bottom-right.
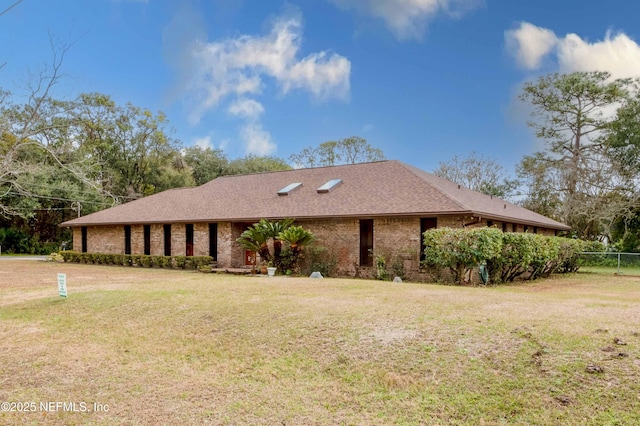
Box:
(143, 225), (151, 255)
(209, 223), (218, 261)
(420, 218), (437, 262)
(533, 226), (538, 234)
(277, 182), (302, 196)
(81, 227), (88, 253)
(186, 224), (194, 257)
(317, 179), (343, 193)
(359, 219), (373, 267)
(487, 220), (494, 228)
(124, 226), (131, 255)
(524, 225), (529, 233)
(163, 224), (171, 256)
(502, 222), (507, 232)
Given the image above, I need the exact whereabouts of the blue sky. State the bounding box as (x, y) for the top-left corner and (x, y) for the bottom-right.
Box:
(2, 0), (640, 174)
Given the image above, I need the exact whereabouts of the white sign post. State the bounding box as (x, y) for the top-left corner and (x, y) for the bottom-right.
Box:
(57, 273), (67, 298)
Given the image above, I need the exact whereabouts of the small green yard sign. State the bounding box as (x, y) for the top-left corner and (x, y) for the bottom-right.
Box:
(57, 273), (67, 298)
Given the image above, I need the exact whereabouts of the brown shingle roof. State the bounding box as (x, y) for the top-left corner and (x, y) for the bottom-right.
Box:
(60, 160), (570, 230)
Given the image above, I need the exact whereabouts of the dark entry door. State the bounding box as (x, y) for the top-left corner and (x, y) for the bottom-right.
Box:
(186, 224), (194, 256)
(359, 219), (373, 267)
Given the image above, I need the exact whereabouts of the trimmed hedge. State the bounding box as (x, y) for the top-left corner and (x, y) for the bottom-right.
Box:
(423, 228), (602, 285)
(423, 227), (503, 284)
(59, 251), (213, 270)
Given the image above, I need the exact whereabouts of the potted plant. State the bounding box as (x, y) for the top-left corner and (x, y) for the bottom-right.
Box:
(266, 260), (277, 277)
(259, 262), (268, 275)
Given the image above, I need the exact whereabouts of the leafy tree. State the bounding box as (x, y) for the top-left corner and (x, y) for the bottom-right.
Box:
(289, 136), (385, 168)
(227, 154), (291, 175)
(433, 151), (518, 198)
(0, 48), (117, 220)
(606, 81), (640, 174)
(182, 146), (229, 185)
(515, 153), (562, 219)
(73, 93), (194, 199)
(517, 71), (632, 239)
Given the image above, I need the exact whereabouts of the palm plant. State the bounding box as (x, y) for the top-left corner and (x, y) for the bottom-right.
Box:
(278, 226), (315, 272)
(262, 218), (294, 259)
(236, 224), (270, 266)
(236, 218), (296, 267)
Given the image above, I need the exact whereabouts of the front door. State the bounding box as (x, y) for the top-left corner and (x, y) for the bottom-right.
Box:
(245, 250), (256, 266)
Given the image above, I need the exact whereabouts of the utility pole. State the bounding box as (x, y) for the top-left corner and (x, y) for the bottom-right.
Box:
(71, 201), (82, 218)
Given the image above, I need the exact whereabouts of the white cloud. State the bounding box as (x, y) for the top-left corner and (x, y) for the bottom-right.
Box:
(228, 98), (265, 119)
(329, 0), (481, 41)
(186, 12), (351, 124)
(193, 136), (214, 150)
(505, 22), (558, 69)
(165, 9), (351, 156)
(505, 22), (640, 79)
(227, 98), (274, 154)
(241, 123), (276, 156)
(556, 32), (640, 79)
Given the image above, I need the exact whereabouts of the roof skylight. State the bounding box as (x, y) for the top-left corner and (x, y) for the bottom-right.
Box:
(317, 179), (343, 193)
(277, 182), (303, 196)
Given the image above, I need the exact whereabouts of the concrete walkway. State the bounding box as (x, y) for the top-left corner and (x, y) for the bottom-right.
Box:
(0, 255), (49, 261)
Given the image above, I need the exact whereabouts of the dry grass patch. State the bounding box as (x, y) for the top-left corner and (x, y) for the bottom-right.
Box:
(1, 261), (639, 425)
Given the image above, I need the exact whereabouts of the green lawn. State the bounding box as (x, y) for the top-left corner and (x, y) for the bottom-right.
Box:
(579, 265), (640, 276)
(1, 261), (639, 425)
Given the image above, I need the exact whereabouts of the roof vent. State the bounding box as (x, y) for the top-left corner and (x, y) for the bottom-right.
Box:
(317, 179), (343, 193)
(277, 182), (302, 196)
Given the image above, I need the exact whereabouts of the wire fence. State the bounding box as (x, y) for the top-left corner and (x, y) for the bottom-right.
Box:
(578, 252), (640, 275)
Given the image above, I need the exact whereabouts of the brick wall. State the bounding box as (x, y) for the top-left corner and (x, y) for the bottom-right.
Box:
(72, 227), (81, 252)
(71, 215), (561, 278)
(76, 225), (124, 254)
(297, 218), (360, 276)
(217, 222), (233, 267)
(193, 223), (209, 257)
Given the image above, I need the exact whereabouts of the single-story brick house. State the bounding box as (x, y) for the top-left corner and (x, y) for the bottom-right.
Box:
(60, 160), (569, 279)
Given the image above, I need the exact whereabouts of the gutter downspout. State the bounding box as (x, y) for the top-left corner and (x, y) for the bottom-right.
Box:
(463, 216), (482, 227)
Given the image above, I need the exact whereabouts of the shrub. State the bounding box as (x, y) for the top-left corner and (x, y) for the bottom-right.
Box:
(391, 257), (407, 281)
(174, 256), (187, 269)
(528, 235), (560, 280)
(374, 253), (391, 281)
(59, 251), (73, 262)
(303, 246), (338, 277)
(150, 256), (164, 268)
(556, 238), (588, 274)
(193, 256), (213, 269)
(486, 233), (538, 284)
(423, 227), (503, 285)
(423, 228), (594, 285)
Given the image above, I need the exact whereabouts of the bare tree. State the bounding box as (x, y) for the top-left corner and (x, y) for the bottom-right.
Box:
(434, 152), (518, 199)
(289, 136), (385, 168)
(0, 43), (117, 217)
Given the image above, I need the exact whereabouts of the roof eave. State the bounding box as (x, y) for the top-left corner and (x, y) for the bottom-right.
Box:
(61, 210), (570, 231)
